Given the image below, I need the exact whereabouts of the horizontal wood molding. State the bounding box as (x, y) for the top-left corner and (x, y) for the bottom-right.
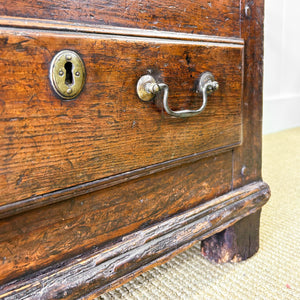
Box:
(0, 16), (244, 45)
(0, 152), (232, 285)
(0, 144), (238, 220)
(0, 181), (270, 300)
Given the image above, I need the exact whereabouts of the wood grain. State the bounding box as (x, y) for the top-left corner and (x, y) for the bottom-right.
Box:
(0, 0), (241, 37)
(201, 209), (262, 263)
(0, 181), (270, 299)
(0, 16), (244, 45)
(0, 0), (269, 298)
(0, 146), (233, 220)
(0, 152), (232, 286)
(232, 0), (265, 188)
(0, 28), (243, 206)
(199, 0), (268, 270)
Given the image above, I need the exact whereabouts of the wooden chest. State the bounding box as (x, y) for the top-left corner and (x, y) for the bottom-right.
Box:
(0, 1), (270, 298)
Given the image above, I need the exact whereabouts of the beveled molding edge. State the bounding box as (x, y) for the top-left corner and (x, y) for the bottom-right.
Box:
(0, 181), (270, 300)
(0, 16), (244, 45)
(0, 144), (240, 220)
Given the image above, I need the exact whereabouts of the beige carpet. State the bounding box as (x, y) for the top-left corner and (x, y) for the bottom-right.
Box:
(100, 127), (300, 300)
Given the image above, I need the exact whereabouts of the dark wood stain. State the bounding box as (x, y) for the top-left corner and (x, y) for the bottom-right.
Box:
(232, 0), (265, 188)
(0, 0), (270, 298)
(0, 28), (243, 206)
(0, 153), (232, 285)
(0, 0), (241, 37)
(0, 182), (270, 299)
(201, 0), (267, 273)
(0, 146), (233, 219)
(201, 210), (262, 263)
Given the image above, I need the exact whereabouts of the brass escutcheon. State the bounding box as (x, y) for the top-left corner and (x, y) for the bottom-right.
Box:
(50, 50), (86, 100)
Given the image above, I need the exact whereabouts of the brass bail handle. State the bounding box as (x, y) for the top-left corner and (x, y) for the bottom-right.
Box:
(136, 72), (219, 118)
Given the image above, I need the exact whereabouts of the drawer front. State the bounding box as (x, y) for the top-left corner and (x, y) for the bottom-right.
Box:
(0, 28), (243, 205)
(0, 0), (241, 37)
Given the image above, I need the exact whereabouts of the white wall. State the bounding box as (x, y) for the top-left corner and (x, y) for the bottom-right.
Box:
(263, 0), (300, 134)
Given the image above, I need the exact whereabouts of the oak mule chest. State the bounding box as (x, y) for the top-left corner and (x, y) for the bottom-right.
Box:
(0, 1), (270, 299)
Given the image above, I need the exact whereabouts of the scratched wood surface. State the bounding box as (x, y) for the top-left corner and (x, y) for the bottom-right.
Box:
(201, 210), (262, 263)
(0, 181), (270, 299)
(0, 152), (232, 285)
(0, 0), (241, 37)
(201, 0), (267, 268)
(232, 0), (265, 188)
(0, 0), (269, 298)
(0, 28), (243, 206)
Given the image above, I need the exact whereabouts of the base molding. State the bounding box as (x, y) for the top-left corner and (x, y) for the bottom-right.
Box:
(0, 181), (270, 300)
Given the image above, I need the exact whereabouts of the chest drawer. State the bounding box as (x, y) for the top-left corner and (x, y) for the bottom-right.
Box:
(0, 28), (243, 207)
(0, 0), (241, 37)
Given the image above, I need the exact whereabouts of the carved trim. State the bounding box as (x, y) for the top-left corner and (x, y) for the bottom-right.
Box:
(0, 16), (244, 45)
(0, 181), (270, 299)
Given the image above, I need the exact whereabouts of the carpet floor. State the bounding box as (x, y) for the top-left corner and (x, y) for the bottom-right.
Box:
(100, 127), (300, 300)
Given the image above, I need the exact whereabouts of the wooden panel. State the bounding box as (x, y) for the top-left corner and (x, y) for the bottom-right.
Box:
(0, 0), (241, 37)
(0, 147), (232, 220)
(232, 0), (264, 188)
(0, 152), (232, 285)
(0, 28), (243, 205)
(0, 181), (270, 299)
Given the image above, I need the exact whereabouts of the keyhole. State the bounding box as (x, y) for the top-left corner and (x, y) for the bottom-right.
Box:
(50, 50), (85, 99)
(64, 62), (73, 85)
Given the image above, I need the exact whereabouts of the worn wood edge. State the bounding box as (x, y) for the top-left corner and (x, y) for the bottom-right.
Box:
(232, 0), (265, 188)
(0, 145), (240, 220)
(0, 16), (244, 45)
(200, 209), (262, 264)
(0, 181), (270, 299)
(82, 241), (198, 300)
